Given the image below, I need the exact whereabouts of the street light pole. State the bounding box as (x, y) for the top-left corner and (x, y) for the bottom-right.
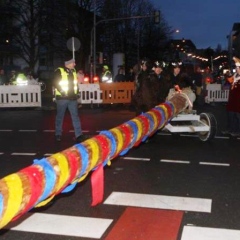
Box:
(90, 14), (157, 82)
(93, 0), (96, 77)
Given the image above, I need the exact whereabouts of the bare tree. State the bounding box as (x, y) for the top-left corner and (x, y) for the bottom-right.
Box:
(8, 0), (44, 73)
(97, 0), (172, 68)
(4, 0), (172, 76)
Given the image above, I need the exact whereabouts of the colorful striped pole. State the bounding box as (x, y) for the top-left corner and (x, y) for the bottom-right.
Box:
(0, 93), (188, 229)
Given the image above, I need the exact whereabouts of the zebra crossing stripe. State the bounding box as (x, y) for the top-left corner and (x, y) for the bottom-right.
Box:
(6, 213), (113, 239)
(104, 192), (212, 213)
(181, 226), (240, 240)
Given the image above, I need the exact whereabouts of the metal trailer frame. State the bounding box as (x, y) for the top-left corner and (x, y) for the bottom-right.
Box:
(163, 111), (217, 141)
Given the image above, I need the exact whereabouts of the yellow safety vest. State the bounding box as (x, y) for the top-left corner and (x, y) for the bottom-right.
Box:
(15, 73), (28, 86)
(102, 70), (112, 83)
(55, 67), (77, 96)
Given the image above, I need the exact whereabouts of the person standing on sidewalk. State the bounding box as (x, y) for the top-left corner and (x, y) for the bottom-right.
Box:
(53, 58), (87, 143)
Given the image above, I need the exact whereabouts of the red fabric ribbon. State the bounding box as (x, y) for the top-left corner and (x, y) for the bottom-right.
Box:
(91, 164), (104, 206)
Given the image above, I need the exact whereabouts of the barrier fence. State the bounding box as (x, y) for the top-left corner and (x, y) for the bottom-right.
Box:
(78, 82), (135, 104)
(0, 83), (229, 108)
(0, 93), (188, 229)
(100, 82), (135, 104)
(0, 83), (134, 108)
(78, 83), (230, 105)
(205, 84), (229, 103)
(0, 85), (42, 108)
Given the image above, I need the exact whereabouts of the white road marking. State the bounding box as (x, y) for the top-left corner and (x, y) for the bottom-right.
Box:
(123, 157), (150, 161)
(181, 226), (240, 240)
(11, 153), (36, 156)
(199, 162), (230, 166)
(160, 159), (190, 164)
(104, 192), (212, 213)
(6, 213), (113, 239)
(0, 152), (4, 155)
(43, 153), (54, 156)
(19, 130), (37, 132)
(0, 129), (12, 132)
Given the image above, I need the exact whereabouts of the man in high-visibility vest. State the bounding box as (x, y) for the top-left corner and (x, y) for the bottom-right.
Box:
(53, 58), (87, 143)
(101, 65), (112, 83)
(10, 71), (28, 85)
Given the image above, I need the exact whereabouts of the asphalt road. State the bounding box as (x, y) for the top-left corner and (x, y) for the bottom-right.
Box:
(0, 99), (239, 240)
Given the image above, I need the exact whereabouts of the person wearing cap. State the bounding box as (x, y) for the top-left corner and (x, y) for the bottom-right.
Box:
(53, 58), (87, 143)
(169, 61), (183, 87)
(131, 59), (160, 115)
(167, 61), (195, 109)
(222, 57), (240, 137)
(101, 65), (112, 83)
(150, 60), (171, 104)
(134, 59), (151, 90)
(114, 67), (126, 82)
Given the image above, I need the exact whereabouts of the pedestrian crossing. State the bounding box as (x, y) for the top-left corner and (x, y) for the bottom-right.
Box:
(4, 191), (240, 239)
(0, 130), (239, 239)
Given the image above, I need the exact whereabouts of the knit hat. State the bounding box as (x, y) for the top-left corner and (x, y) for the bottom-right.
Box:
(65, 59), (75, 66)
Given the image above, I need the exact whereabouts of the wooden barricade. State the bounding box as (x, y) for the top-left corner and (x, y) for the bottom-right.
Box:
(99, 82), (135, 104)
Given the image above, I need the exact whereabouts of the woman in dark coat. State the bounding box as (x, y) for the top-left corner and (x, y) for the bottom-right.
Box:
(149, 61), (171, 104)
(131, 60), (158, 115)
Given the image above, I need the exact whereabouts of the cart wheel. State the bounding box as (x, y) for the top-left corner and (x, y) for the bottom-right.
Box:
(198, 112), (217, 141)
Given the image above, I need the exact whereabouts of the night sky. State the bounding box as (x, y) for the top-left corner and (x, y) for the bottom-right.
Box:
(151, 0), (240, 50)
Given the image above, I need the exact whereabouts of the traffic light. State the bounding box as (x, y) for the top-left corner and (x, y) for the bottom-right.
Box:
(154, 10), (160, 24)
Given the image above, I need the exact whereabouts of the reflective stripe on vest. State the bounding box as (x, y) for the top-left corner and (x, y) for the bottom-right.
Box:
(16, 73), (28, 86)
(55, 68), (77, 96)
(102, 70), (112, 83)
